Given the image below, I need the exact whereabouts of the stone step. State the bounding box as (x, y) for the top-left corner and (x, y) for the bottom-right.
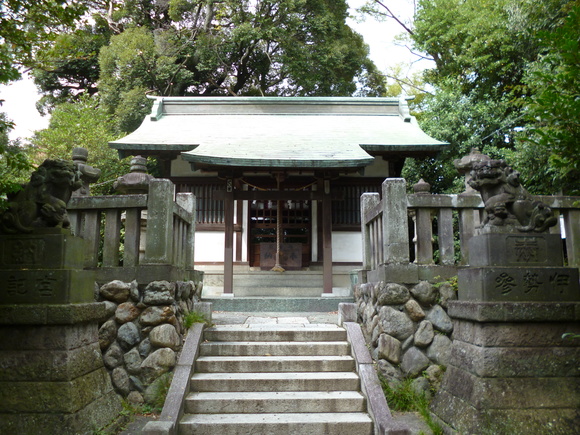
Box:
(204, 296), (354, 312)
(195, 355), (355, 373)
(203, 325), (347, 342)
(190, 372), (361, 392)
(185, 391), (367, 414)
(231, 271), (324, 287)
(233, 287), (323, 297)
(199, 340), (351, 356)
(179, 412), (373, 435)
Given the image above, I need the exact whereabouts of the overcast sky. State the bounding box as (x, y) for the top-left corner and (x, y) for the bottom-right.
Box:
(0, 0), (426, 142)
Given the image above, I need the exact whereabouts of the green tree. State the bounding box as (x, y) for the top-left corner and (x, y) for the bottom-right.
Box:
(366, 0), (574, 193)
(511, 0), (580, 195)
(30, 96), (130, 195)
(0, 0), (87, 84)
(0, 113), (31, 208)
(32, 24), (112, 115)
(94, 0), (384, 132)
(0, 0), (87, 201)
(402, 77), (521, 193)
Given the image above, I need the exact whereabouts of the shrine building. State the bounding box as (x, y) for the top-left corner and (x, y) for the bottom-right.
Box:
(110, 96), (446, 297)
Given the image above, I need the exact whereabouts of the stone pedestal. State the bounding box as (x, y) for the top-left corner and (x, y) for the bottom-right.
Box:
(0, 230), (123, 434)
(0, 229), (95, 304)
(431, 301), (580, 434)
(459, 233), (580, 302)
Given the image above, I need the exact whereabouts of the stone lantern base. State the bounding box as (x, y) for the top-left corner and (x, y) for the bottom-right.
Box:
(0, 230), (123, 434)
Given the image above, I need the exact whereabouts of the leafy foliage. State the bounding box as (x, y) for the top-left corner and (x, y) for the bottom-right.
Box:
(511, 0), (580, 195)
(0, 0), (87, 85)
(94, 0), (384, 131)
(32, 24), (112, 115)
(182, 310), (212, 329)
(403, 78), (517, 193)
(379, 375), (443, 435)
(383, 0), (576, 194)
(0, 113), (32, 209)
(29, 96), (130, 195)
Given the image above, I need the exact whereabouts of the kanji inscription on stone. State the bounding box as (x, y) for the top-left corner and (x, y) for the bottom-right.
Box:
(514, 239), (539, 262)
(495, 272), (516, 295)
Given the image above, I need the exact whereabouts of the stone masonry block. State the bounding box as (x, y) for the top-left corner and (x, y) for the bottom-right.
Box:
(450, 340), (580, 378)
(468, 233), (564, 267)
(0, 366), (114, 413)
(0, 269), (96, 304)
(0, 323), (98, 351)
(193, 301), (212, 324)
(458, 266), (579, 302)
(442, 365), (579, 410)
(338, 302), (357, 325)
(0, 342), (104, 382)
(447, 301), (579, 322)
(0, 231), (88, 270)
(0, 390), (123, 435)
(452, 319), (580, 347)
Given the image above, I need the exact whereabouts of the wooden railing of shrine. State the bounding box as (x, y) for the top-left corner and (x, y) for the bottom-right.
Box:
(68, 179), (196, 282)
(361, 178), (580, 271)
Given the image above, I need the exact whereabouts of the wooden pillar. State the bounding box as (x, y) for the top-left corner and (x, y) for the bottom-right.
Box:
(224, 178), (234, 294)
(235, 197), (243, 263)
(322, 179), (332, 294)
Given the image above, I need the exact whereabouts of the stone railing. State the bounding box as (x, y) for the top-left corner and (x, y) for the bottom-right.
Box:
(362, 178), (580, 272)
(68, 179), (197, 284)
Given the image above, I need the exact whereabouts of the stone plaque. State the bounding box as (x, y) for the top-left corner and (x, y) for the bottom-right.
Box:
(0, 269), (95, 304)
(458, 266), (580, 302)
(0, 231), (86, 270)
(468, 233), (563, 267)
(259, 243), (302, 270)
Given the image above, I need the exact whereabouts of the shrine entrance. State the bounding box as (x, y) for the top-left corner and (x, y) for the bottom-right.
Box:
(249, 198), (311, 269)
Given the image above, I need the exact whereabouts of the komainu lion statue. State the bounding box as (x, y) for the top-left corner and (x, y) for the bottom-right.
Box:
(0, 159), (82, 234)
(468, 159), (557, 232)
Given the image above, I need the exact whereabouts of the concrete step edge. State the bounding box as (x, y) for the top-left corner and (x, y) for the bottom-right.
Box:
(191, 372), (360, 381)
(184, 391), (367, 413)
(199, 341), (351, 356)
(186, 391), (366, 400)
(196, 355), (354, 362)
(179, 414), (374, 435)
(190, 371), (361, 392)
(195, 356), (355, 373)
(180, 412), (374, 424)
(203, 328), (347, 342)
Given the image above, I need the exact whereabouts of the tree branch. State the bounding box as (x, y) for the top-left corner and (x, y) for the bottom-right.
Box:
(381, 73), (434, 96)
(374, 0), (414, 36)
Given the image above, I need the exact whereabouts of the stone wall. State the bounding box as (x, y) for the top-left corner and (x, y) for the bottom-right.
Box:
(354, 279), (457, 395)
(95, 279), (202, 406)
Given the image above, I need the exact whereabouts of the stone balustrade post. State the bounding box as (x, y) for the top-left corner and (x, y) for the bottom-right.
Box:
(382, 178), (410, 264)
(176, 192), (196, 269)
(360, 192), (381, 270)
(143, 179), (174, 264)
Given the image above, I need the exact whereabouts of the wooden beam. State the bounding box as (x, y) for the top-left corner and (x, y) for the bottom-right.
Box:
(214, 190), (343, 201)
(321, 179), (333, 294)
(223, 179), (234, 294)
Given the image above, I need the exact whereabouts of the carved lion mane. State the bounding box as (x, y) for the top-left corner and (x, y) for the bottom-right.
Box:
(0, 159), (82, 234)
(468, 159), (557, 232)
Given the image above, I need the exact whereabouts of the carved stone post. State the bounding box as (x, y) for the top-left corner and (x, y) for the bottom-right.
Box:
(382, 178), (409, 264)
(0, 160), (122, 433)
(432, 156), (580, 434)
(143, 179), (174, 264)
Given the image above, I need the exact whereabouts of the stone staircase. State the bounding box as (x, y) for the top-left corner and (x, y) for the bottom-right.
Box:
(178, 323), (374, 434)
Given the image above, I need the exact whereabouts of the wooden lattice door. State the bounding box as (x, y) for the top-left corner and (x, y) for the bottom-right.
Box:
(249, 199), (311, 269)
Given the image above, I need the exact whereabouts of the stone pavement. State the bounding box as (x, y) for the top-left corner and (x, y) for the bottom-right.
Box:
(118, 312), (432, 434)
(211, 310), (339, 325)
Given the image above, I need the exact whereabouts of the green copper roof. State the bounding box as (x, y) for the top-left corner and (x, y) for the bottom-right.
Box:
(109, 96), (447, 170)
